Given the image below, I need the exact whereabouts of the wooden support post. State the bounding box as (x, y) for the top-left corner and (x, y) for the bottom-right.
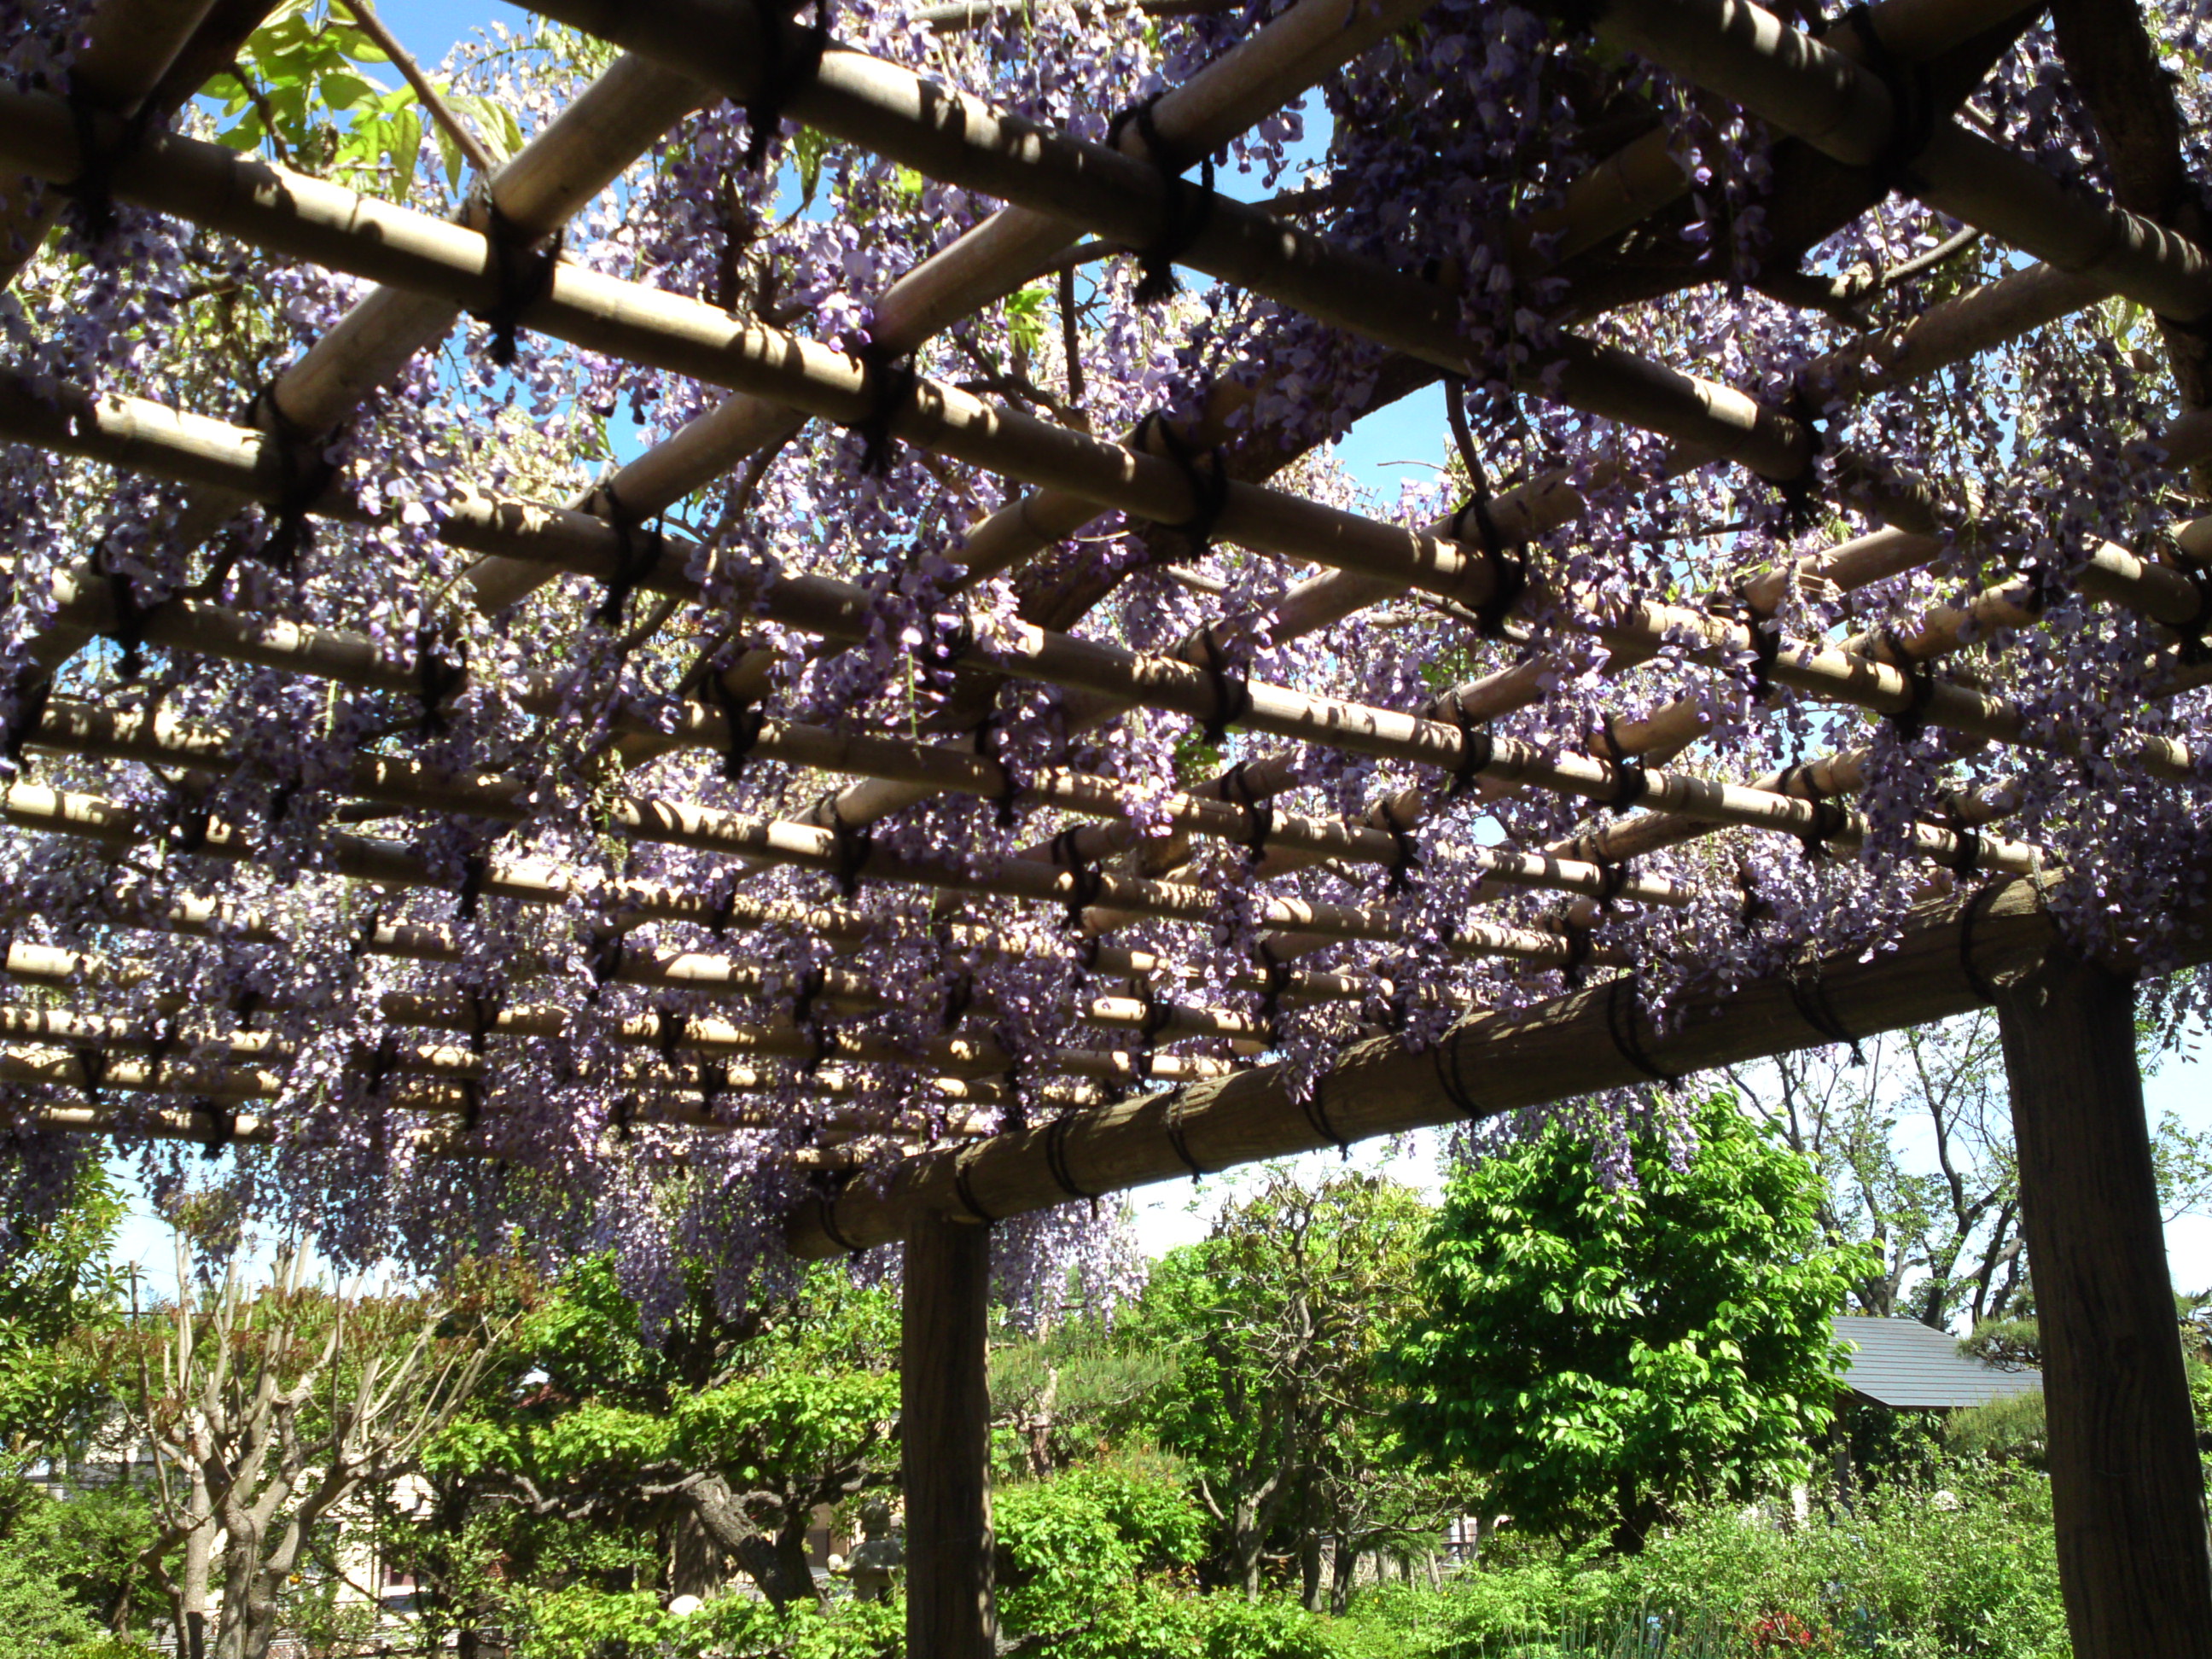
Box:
(1997, 951), (2212, 1659)
(902, 1213), (995, 1658)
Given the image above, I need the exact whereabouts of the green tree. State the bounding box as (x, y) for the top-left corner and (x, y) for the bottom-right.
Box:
(429, 1258), (900, 1612)
(1129, 1169), (1463, 1599)
(0, 1162), (128, 1460)
(1386, 1092), (1862, 1552)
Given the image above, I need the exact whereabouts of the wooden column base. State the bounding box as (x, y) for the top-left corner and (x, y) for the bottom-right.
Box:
(1999, 950), (2212, 1659)
(903, 1212), (995, 1658)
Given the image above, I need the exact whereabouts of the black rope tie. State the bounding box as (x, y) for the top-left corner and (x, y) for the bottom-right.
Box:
(1835, 3), (1939, 197)
(1592, 858), (1630, 914)
(1958, 877), (2010, 1005)
(2171, 562), (2212, 664)
(973, 709), (1019, 828)
(825, 804), (873, 898)
(1137, 411), (1232, 562)
(361, 1031), (399, 1100)
(1138, 987), (1176, 1058)
(170, 796), (211, 856)
(1880, 628), (1938, 741)
(1450, 495), (1530, 637)
(348, 902), (386, 963)
(1223, 761), (1272, 864)
(455, 851), (490, 920)
(1044, 1111), (1098, 1204)
(815, 1194), (864, 1254)
(1447, 695), (1494, 797)
(1161, 1087), (1208, 1181)
(1380, 801), (1421, 895)
(1258, 943), (1292, 1044)
(2, 673), (54, 767)
(590, 484), (667, 626)
(76, 1048), (106, 1109)
(1600, 717), (1649, 815)
(1561, 923), (1594, 989)
(1194, 625), (1251, 747)
(1940, 809), (1984, 876)
(940, 970), (975, 1032)
(100, 556), (166, 679)
(707, 673), (767, 781)
(585, 928), (626, 1003)
(59, 82), (151, 245)
(194, 1098), (236, 1161)
(1714, 591), (1784, 701)
(655, 1004), (686, 1069)
(1736, 862), (1772, 932)
(1778, 764), (1844, 862)
(742, 0), (832, 168)
(1773, 379), (1828, 532)
(242, 381), (341, 572)
(1300, 1080), (1353, 1160)
(416, 624), (466, 738)
(145, 1017), (177, 1074)
(1603, 975), (1679, 1086)
(846, 341), (919, 477)
(1107, 95), (1215, 303)
(1050, 827), (1106, 933)
(610, 1093), (636, 1144)
(952, 1144), (998, 1223)
(1789, 967), (1866, 1064)
(1432, 1034), (1480, 1117)
(469, 187), (563, 369)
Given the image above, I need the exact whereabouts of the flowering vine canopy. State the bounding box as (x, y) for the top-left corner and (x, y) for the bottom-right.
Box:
(1, 0), (2209, 1320)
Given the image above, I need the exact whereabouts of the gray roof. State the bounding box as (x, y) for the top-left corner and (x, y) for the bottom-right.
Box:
(1835, 1315), (2044, 1409)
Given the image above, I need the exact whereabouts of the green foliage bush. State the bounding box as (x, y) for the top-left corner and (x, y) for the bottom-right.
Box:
(1200, 1595), (1339, 1659)
(0, 1545), (102, 1652)
(1323, 1471), (2065, 1659)
(517, 1584), (901, 1658)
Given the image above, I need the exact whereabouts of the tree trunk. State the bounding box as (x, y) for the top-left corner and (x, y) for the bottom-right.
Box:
(903, 1212), (995, 1659)
(1231, 1502), (1266, 1598)
(1329, 1535), (1356, 1614)
(1998, 951), (2212, 1659)
(672, 1513), (729, 1599)
(684, 1478), (821, 1609)
(1299, 1528), (1324, 1610)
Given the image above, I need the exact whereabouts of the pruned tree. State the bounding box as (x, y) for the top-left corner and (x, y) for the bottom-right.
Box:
(428, 1257), (901, 1611)
(113, 1242), (501, 1659)
(1128, 1168), (1459, 1598)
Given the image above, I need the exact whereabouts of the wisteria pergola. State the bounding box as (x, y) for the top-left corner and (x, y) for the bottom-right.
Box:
(3, 0), (2211, 1649)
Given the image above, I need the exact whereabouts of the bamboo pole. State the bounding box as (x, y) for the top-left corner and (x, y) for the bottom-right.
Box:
(15, 50), (713, 675)
(0, 376), (2063, 873)
(0, 0), (222, 290)
(787, 861), (2212, 1255)
(1512, 0), (2040, 272)
(0, 88), (1819, 526)
(15, 700), (1621, 970)
(1582, 0), (2212, 323)
(474, 0), (1436, 603)
(499, 0), (1815, 478)
(19, 572), (1698, 917)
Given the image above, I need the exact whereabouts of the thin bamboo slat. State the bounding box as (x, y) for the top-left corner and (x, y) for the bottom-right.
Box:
(786, 864), (2212, 1254)
(1586, 0), (2212, 323)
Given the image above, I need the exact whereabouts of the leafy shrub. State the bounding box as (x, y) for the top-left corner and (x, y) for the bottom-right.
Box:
(0, 1546), (101, 1651)
(1202, 1595), (1338, 1659)
(517, 1585), (901, 1658)
(995, 1464), (1206, 1656)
